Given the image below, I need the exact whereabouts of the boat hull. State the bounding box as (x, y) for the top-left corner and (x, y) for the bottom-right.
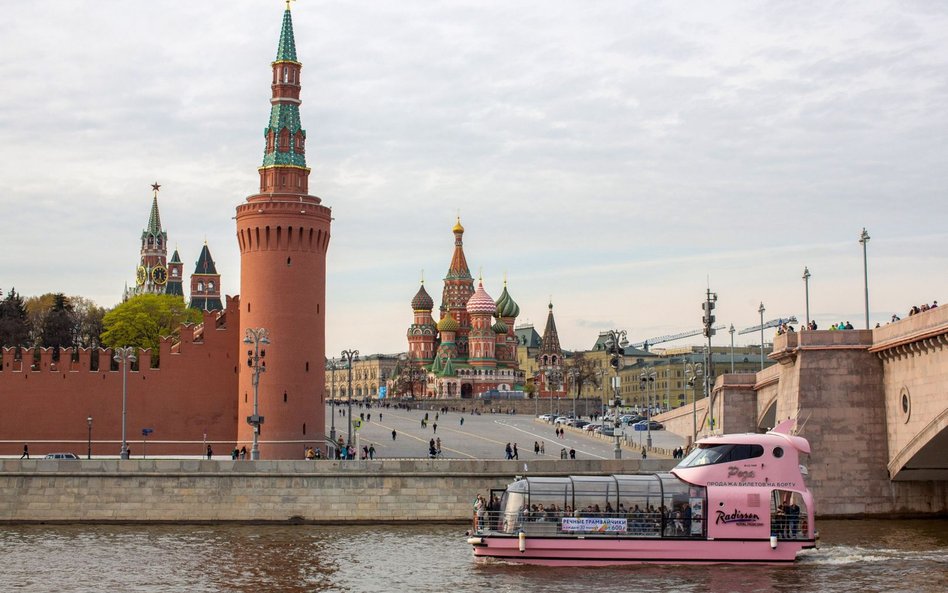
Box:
(470, 535), (814, 566)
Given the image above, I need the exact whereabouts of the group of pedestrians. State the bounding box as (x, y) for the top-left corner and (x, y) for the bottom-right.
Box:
(533, 441), (546, 455)
(504, 442), (519, 459)
(671, 446), (686, 459)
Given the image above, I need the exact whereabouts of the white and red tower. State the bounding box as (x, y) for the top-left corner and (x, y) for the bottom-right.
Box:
(235, 5), (332, 458)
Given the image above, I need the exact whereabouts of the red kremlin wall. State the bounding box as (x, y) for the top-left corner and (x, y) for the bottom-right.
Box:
(0, 297), (240, 457)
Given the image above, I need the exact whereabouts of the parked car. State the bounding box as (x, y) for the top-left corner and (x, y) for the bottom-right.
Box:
(538, 414), (555, 421)
(571, 420), (589, 429)
(600, 426), (615, 437)
(632, 420), (664, 431)
(554, 416), (570, 425)
(584, 423), (601, 432)
(44, 452), (79, 460)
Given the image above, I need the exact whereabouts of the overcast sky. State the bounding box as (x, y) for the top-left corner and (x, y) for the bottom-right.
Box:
(1, 1), (945, 354)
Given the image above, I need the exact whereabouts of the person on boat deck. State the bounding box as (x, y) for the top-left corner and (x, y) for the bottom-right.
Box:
(683, 502), (692, 535)
(605, 502), (614, 514)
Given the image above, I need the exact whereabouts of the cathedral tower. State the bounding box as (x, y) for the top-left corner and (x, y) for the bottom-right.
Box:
(441, 218), (475, 356)
(235, 5), (332, 458)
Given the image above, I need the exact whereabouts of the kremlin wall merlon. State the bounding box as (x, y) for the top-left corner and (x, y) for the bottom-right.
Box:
(0, 299), (241, 456)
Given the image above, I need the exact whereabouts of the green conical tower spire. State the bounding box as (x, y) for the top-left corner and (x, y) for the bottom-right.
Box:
(276, 7), (299, 63)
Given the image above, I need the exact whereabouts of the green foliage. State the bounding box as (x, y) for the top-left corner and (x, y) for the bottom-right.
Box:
(101, 294), (202, 352)
(0, 288), (31, 347)
(40, 293), (74, 354)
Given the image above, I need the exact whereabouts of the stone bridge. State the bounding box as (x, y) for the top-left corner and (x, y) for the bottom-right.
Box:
(656, 306), (948, 516)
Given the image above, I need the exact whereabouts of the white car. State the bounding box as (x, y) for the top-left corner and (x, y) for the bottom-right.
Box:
(44, 452), (79, 460)
(554, 416), (570, 425)
(538, 414), (555, 421)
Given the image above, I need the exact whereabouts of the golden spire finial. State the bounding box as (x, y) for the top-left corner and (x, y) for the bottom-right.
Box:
(478, 266), (484, 283)
(420, 269), (425, 285)
(285, 0), (295, 11)
(503, 271), (508, 286)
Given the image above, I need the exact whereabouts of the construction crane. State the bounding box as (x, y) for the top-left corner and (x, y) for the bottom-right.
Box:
(738, 316), (798, 335)
(632, 326), (726, 352)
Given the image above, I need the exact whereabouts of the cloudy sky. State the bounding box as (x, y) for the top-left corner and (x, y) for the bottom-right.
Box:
(1, 1), (945, 354)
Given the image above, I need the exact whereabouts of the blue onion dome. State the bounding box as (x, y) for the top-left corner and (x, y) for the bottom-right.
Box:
(492, 319), (508, 334)
(437, 315), (460, 333)
(495, 284), (520, 318)
(411, 283), (433, 311)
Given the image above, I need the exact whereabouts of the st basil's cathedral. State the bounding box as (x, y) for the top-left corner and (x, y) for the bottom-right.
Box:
(407, 218), (524, 398)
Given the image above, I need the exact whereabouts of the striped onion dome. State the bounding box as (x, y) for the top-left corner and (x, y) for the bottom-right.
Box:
(492, 319), (509, 334)
(466, 281), (496, 315)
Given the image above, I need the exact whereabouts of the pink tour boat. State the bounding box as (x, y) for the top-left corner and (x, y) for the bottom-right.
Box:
(468, 420), (817, 565)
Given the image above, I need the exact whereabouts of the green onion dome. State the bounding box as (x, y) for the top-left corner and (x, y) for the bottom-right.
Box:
(492, 319), (509, 334)
(437, 315), (460, 333)
(495, 284), (520, 318)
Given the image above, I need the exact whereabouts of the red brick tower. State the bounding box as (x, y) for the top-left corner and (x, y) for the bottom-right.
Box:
(235, 5), (331, 458)
(441, 218), (475, 357)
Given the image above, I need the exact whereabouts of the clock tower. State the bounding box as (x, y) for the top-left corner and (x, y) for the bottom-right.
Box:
(131, 182), (170, 296)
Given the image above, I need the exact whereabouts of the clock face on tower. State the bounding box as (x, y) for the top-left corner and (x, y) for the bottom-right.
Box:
(136, 266), (147, 286)
(152, 265), (168, 285)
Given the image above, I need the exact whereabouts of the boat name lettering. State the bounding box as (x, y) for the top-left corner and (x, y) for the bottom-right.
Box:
(716, 509), (761, 526)
(727, 465), (756, 480)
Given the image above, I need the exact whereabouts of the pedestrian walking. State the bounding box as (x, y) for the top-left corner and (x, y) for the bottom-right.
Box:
(436, 437), (442, 456)
(392, 429), (397, 441)
(513, 443), (519, 460)
(368, 444), (376, 459)
(240, 446), (247, 459)
(505, 442), (513, 459)
(20, 444), (29, 459)
(540, 441), (545, 454)
(569, 448), (576, 460)
(534, 441), (540, 455)
(641, 447), (647, 460)
(460, 417), (464, 426)
(433, 423), (438, 434)
(206, 444), (213, 460)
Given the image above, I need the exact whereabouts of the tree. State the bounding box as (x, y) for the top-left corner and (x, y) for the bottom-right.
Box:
(0, 288), (31, 347)
(565, 351), (601, 398)
(70, 296), (106, 349)
(101, 294), (202, 353)
(40, 293), (74, 358)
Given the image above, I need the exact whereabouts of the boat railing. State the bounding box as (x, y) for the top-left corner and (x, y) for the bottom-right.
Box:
(770, 513), (810, 540)
(473, 510), (702, 538)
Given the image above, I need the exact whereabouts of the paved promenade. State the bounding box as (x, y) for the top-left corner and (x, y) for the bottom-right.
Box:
(325, 405), (686, 460)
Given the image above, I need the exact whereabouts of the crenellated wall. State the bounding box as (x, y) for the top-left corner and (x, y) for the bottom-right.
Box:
(0, 297), (241, 457)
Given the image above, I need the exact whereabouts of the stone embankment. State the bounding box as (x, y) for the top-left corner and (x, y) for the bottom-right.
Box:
(0, 458), (672, 524)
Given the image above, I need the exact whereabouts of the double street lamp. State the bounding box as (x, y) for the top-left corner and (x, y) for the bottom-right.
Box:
(244, 328), (270, 460)
(603, 329), (628, 459)
(327, 358), (341, 448)
(113, 347), (136, 460)
(568, 368), (579, 418)
(803, 266), (812, 327)
(758, 302), (766, 371)
(341, 349), (359, 447)
(542, 366), (564, 418)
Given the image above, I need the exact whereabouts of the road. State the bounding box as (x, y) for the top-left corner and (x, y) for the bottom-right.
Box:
(324, 405), (685, 460)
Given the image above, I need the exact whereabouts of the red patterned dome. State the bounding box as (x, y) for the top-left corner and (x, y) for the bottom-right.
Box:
(411, 283), (433, 311)
(466, 281), (496, 315)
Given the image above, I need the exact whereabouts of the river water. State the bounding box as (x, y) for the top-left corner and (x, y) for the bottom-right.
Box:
(0, 520), (945, 593)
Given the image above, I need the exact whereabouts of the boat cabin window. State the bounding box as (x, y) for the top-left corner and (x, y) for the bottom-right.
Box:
(771, 490), (809, 540)
(572, 476), (618, 515)
(678, 443), (764, 468)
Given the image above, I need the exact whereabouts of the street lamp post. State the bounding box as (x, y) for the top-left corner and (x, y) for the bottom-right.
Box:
(86, 415), (93, 460)
(728, 324), (735, 373)
(341, 349), (359, 448)
(327, 358), (340, 452)
(684, 361), (703, 450)
(758, 302), (766, 371)
(604, 329), (628, 459)
(244, 328), (270, 460)
(803, 266), (811, 327)
(639, 367), (656, 449)
(113, 347), (136, 460)
(859, 228), (870, 329)
(568, 368), (579, 418)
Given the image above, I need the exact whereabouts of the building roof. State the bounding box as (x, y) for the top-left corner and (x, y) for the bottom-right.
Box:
(169, 249), (182, 264)
(411, 282), (434, 311)
(193, 243), (218, 275)
(515, 324), (541, 348)
(275, 7), (298, 63)
(466, 281), (496, 315)
(538, 302), (562, 357)
(495, 282), (520, 318)
(446, 218), (472, 280)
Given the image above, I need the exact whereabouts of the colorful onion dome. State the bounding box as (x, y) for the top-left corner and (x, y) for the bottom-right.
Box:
(437, 315), (460, 333)
(495, 283), (520, 318)
(466, 281), (496, 315)
(452, 216), (464, 234)
(492, 319), (509, 334)
(411, 283), (433, 311)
